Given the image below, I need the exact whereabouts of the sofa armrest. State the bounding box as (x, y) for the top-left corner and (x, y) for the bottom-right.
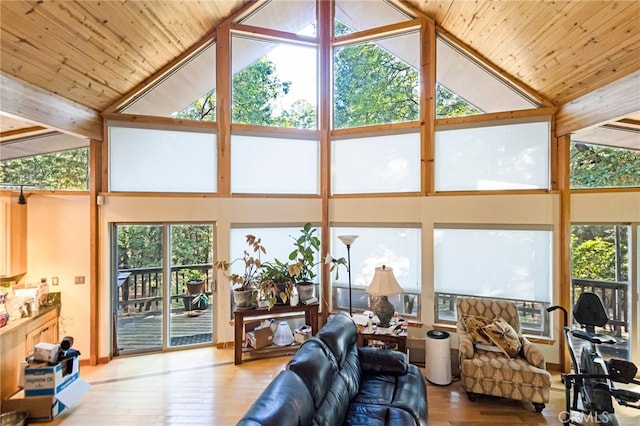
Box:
(521, 336), (545, 369)
(458, 329), (475, 360)
(359, 346), (408, 375)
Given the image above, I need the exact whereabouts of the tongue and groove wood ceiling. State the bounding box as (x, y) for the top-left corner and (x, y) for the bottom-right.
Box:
(0, 0), (638, 148)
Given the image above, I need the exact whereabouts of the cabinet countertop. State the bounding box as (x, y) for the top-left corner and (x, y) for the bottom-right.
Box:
(0, 303), (60, 336)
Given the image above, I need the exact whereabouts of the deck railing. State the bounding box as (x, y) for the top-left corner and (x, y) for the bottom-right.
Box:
(116, 264), (213, 313)
(434, 278), (629, 338)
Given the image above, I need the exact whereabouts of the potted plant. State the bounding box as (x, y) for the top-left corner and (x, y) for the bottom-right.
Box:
(258, 258), (295, 310)
(288, 223), (320, 301)
(215, 234), (266, 309)
(181, 268), (205, 295)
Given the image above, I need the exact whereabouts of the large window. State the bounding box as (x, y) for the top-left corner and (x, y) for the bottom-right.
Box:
(109, 126), (217, 193)
(571, 224), (631, 360)
(0, 146), (89, 191)
(333, 31), (420, 129)
(231, 35), (317, 129)
(330, 225), (421, 317)
(332, 132), (420, 194)
(434, 225), (553, 336)
(121, 43), (217, 119)
(570, 141), (640, 189)
(436, 37), (538, 117)
(435, 120), (551, 191)
(231, 135), (319, 194)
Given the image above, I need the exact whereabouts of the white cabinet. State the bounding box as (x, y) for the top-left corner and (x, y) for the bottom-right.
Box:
(0, 196), (27, 278)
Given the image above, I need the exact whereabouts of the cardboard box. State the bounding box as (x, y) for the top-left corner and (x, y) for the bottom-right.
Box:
(3, 378), (90, 422)
(294, 325), (312, 344)
(24, 357), (79, 397)
(246, 325), (273, 349)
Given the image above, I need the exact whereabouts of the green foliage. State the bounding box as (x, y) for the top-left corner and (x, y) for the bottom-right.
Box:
(170, 225), (213, 267)
(174, 91), (216, 121)
(181, 268), (204, 282)
(570, 143), (640, 188)
(571, 225), (628, 283)
(215, 234), (266, 291)
(258, 258), (294, 309)
(0, 148), (89, 190)
(117, 225), (163, 269)
(231, 58), (290, 126)
(334, 41), (419, 128)
(435, 83), (482, 118)
(288, 222), (321, 282)
(571, 235), (616, 281)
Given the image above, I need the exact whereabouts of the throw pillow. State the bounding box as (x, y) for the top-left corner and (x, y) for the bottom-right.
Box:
(462, 314), (492, 345)
(482, 317), (522, 358)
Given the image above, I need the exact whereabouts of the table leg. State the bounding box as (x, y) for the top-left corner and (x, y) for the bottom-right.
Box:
(234, 311), (243, 365)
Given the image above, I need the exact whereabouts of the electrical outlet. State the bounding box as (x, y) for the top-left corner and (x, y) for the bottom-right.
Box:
(52, 277), (59, 285)
(74, 276), (85, 285)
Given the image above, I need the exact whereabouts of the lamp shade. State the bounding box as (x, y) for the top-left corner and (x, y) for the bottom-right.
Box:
(338, 235), (358, 246)
(366, 265), (403, 296)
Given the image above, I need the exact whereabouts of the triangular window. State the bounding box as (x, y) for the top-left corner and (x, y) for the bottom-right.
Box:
(120, 42), (216, 119)
(436, 36), (538, 117)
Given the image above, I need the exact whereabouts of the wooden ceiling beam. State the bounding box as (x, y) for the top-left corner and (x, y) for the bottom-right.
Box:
(0, 72), (103, 141)
(556, 70), (640, 137)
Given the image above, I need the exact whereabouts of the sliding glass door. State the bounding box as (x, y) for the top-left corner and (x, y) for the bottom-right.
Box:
(113, 223), (214, 355)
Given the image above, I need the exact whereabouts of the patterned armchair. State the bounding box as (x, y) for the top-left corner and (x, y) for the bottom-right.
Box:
(456, 297), (551, 412)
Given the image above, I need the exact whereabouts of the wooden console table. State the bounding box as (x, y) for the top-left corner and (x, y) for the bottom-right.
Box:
(234, 303), (319, 365)
(358, 331), (407, 353)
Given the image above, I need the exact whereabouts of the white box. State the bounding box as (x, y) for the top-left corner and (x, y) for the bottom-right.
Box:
(24, 357), (79, 397)
(33, 342), (60, 363)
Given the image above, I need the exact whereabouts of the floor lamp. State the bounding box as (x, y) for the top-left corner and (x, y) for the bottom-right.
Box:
(338, 235), (358, 316)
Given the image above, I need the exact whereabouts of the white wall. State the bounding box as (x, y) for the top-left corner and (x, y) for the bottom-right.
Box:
(19, 190), (639, 366)
(24, 194), (91, 359)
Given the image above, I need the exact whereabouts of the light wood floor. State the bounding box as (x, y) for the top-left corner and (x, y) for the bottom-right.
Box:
(45, 347), (640, 425)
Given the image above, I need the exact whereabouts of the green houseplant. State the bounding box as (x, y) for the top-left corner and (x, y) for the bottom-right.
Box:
(258, 258), (294, 310)
(214, 234), (266, 308)
(288, 223), (320, 301)
(181, 268), (205, 295)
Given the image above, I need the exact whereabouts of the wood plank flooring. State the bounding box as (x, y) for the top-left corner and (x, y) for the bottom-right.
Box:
(45, 347), (640, 425)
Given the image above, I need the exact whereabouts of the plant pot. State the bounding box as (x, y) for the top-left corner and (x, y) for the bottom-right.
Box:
(186, 280), (205, 295)
(296, 282), (315, 301)
(233, 289), (255, 308)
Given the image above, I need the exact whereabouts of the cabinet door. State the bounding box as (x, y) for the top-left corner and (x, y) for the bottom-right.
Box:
(25, 318), (59, 356)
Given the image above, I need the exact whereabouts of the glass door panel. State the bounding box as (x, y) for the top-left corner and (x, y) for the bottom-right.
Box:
(114, 224), (164, 354)
(168, 224), (214, 348)
(570, 224), (631, 361)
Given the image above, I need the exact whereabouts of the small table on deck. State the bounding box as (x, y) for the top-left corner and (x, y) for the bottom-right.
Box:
(234, 303), (319, 365)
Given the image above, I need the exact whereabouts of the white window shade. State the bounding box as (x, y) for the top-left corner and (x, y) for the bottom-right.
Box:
(434, 227), (552, 303)
(331, 226), (421, 293)
(332, 133), (420, 194)
(109, 126), (217, 192)
(231, 135), (318, 194)
(435, 120), (550, 191)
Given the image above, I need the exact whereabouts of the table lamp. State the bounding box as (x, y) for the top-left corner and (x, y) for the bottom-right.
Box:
(366, 265), (403, 327)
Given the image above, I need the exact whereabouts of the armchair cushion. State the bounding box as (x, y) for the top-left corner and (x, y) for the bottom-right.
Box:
(521, 336), (545, 369)
(462, 314), (492, 345)
(482, 317), (522, 358)
(457, 329), (475, 359)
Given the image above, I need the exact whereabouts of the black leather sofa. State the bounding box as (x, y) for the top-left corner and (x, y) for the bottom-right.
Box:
(237, 311), (428, 426)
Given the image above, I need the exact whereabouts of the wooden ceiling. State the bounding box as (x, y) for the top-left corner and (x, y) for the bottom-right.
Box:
(1, 0), (638, 147)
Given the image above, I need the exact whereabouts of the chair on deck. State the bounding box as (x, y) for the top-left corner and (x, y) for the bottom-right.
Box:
(456, 297), (551, 412)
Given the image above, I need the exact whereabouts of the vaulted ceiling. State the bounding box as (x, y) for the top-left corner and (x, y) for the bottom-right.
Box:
(1, 0), (638, 150)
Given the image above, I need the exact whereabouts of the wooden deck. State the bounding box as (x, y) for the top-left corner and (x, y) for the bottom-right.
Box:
(115, 304), (214, 354)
